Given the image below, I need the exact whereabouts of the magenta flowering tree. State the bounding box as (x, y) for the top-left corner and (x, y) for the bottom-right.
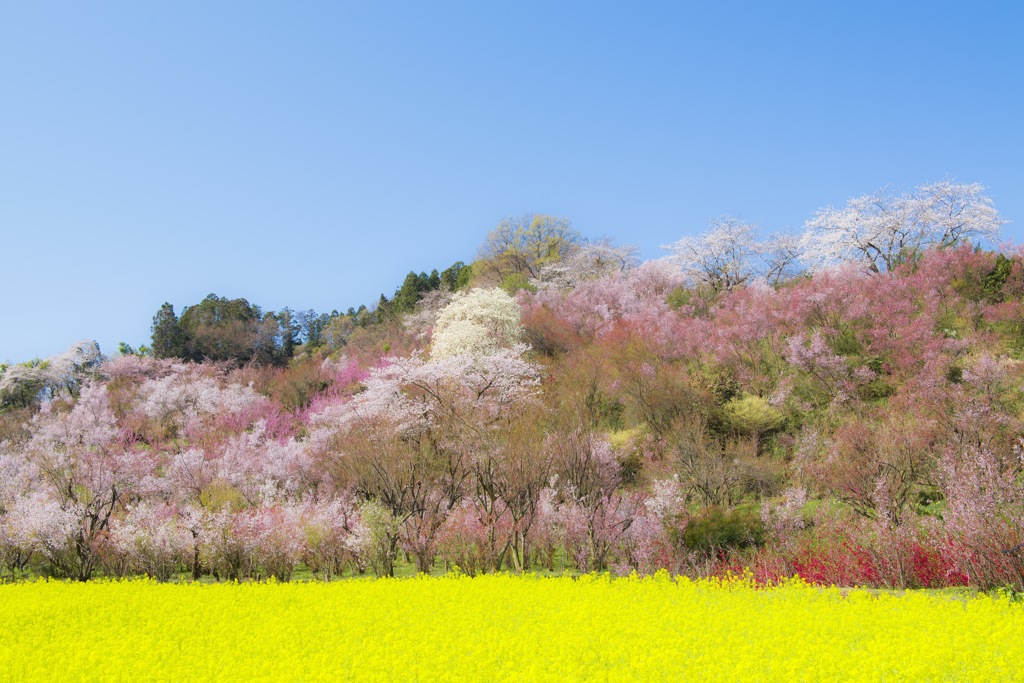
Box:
(522, 260), (688, 349)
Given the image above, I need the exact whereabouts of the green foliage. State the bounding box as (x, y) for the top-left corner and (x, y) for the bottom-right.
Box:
(946, 364), (964, 384)
(696, 367), (741, 405)
(390, 271), (437, 316)
(500, 272), (535, 294)
(440, 261), (470, 292)
(723, 395), (784, 435)
(915, 488), (944, 517)
(375, 261), (471, 323)
(666, 286), (691, 310)
(859, 377), (896, 401)
(154, 294), (290, 366)
(277, 308), (299, 360)
(678, 505), (766, 555)
(180, 293), (261, 330)
(359, 500), (400, 578)
(455, 263), (474, 290)
(118, 342), (152, 357)
(478, 214), (581, 284)
(934, 307), (968, 340)
(983, 254), (1014, 302)
(607, 428), (642, 451)
(320, 314), (356, 350)
(615, 451), (643, 487)
(584, 386), (625, 431)
(199, 481), (246, 513)
(151, 302), (186, 360)
(829, 327), (863, 356)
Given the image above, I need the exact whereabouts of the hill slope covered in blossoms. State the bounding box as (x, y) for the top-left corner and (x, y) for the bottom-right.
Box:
(2, 182), (1023, 589)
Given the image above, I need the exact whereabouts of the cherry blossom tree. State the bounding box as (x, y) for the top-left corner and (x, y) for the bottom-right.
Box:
(941, 438), (1024, 590)
(801, 180), (1004, 273)
(298, 496), (362, 580)
(0, 340), (102, 408)
(533, 240), (640, 290)
(308, 348), (540, 575)
(760, 232), (803, 286)
(663, 216), (763, 291)
(617, 495), (671, 574)
(465, 406), (551, 572)
(430, 288), (524, 360)
(106, 501), (192, 580)
(23, 383), (151, 579)
(549, 429), (632, 571)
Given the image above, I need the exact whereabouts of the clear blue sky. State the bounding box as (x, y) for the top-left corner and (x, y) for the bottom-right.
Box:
(2, 1), (1022, 362)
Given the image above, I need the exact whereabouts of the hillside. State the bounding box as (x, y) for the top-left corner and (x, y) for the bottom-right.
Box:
(2, 190), (1023, 589)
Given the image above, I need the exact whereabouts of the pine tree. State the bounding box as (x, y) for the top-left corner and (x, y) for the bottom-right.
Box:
(151, 303), (186, 359)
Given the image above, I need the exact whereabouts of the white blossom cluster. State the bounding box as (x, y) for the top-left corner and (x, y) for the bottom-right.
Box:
(430, 287), (523, 360)
(801, 179), (1004, 273)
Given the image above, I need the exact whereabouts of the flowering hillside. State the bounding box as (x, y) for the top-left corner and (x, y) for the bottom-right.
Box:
(2, 189), (1024, 589)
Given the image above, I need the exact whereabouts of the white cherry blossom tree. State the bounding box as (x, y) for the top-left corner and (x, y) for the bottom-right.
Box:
(430, 288), (524, 360)
(801, 179), (1005, 273)
(663, 217), (800, 291)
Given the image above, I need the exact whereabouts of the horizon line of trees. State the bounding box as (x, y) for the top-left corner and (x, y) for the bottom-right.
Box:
(145, 178), (1006, 367)
(142, 262), (473, 366)
(2, 178), (1007, 409)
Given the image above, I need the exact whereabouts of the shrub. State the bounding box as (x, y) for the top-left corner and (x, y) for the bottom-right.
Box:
(679, 505), (766, 557)
(723, 395), (784, 435)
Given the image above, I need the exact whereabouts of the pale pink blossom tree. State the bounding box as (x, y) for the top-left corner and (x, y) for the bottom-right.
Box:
(801, 180), (1004, 273)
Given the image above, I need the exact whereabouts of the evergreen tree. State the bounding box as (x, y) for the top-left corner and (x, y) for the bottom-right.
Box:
(151, 303), (186, 359)
(278, 307), (299, 359)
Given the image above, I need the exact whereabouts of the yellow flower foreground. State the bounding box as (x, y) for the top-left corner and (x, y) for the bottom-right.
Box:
(1, 573), (1021, 682)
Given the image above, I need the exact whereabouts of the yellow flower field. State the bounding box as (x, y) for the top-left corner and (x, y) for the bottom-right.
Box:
(0, 573), (1021, 682)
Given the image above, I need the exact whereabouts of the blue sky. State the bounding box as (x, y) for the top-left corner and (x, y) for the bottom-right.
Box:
(2, 1), (1022, 362)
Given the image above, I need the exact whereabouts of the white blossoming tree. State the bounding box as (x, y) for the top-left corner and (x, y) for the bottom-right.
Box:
(533, 240), (640, 290)
(663, 217), (801, 291)
(0, 340), (102, 408)
(430, 288), (524, 360)
(800, 179), (1005, 273)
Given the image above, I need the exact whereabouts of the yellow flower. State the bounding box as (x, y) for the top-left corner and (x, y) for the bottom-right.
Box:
(0, 575), (1021, 682)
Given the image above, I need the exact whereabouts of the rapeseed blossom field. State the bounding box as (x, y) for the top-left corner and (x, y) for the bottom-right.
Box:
(1, 573), (1021, 682)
